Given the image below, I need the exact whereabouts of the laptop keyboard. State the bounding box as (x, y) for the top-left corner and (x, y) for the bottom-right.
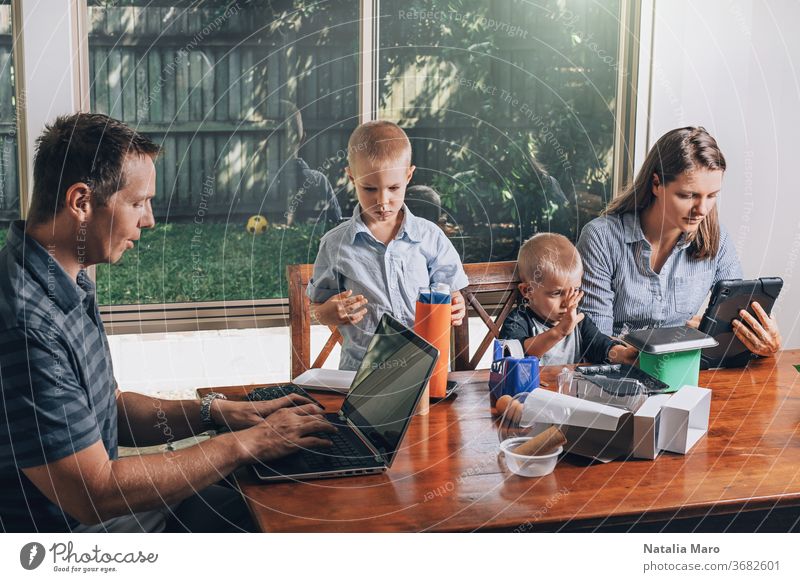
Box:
(246, 384), (323, 408)
(300, 426), (377, 470)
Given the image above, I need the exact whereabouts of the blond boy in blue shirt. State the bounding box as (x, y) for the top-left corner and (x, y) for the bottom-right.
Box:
(308, 121), (468, 370)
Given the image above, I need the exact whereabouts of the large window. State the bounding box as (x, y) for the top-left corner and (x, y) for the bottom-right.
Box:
(84, 0), (632, 321)
(380, 0), (622, 262)
(88, 1), (359, 305)
(0, 0), (18, 245)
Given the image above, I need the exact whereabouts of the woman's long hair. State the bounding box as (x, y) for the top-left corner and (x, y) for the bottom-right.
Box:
(604, 127), (726, 259)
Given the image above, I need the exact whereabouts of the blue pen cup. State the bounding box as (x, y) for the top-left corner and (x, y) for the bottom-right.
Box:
(489, 340), (540, 409)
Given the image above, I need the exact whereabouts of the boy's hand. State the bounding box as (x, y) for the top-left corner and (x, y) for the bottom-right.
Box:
(315, 290), (368, 326)
(554, 288), (584, 337)
(451, 290), (466, 326)
(608, 344), (638, 365)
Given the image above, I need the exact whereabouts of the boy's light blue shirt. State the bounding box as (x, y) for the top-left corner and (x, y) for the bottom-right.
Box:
(307, 205), (469, 370)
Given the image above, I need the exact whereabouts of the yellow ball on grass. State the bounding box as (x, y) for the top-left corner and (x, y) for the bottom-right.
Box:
(246, 215), (269, 234)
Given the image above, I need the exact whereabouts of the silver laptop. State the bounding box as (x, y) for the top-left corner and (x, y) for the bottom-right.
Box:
(252, 314), (439, 481)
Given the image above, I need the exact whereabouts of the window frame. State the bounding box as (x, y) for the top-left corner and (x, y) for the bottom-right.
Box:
(9, 0), (643, 334)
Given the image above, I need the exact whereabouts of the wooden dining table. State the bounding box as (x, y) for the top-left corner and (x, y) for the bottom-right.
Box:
(198, 349), (800, 532)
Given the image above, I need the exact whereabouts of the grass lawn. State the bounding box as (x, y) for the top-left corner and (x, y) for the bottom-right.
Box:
(0, 222), (324, 304)
(94, 223), (324, 304)
(1, 221), (517, 305)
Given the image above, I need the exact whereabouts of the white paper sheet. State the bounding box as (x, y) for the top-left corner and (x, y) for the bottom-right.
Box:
(292, 368), (356, 394)
(520, 389), (628, 431)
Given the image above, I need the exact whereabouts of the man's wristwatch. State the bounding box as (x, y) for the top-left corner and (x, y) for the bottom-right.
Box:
(200, 392), (227, 430)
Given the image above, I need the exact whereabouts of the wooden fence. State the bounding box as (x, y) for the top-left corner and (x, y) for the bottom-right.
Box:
(88, 1), (358, 223)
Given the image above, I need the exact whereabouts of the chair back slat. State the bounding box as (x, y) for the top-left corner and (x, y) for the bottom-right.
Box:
(286, 260), (521, 375)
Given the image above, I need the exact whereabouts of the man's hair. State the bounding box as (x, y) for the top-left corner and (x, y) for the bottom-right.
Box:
(517, 232), (582, 285)
(28, 112), (161, 224)
(347, 120), (411, 171)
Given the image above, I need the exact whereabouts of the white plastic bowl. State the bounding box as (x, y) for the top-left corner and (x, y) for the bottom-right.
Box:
(500, 437), (562, 477)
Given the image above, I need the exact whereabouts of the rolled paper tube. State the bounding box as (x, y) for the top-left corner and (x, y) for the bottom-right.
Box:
(513, 426), (567, 457)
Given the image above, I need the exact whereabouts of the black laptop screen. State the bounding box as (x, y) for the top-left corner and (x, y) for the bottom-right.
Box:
(341, 315), (438, 464)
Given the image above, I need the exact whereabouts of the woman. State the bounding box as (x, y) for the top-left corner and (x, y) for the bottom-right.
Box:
(577, 127), (781, 357)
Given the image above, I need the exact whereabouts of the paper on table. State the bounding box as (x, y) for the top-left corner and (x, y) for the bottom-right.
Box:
(519, 389), (628, 431)
(657, 385), (711, 454)
(292, 368), (356, 394)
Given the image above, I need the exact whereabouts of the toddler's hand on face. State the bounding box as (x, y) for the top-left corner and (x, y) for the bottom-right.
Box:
(555, 288), (584, 337)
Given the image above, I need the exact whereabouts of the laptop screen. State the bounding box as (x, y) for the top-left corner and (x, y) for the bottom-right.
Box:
(341, 315), (438, 465)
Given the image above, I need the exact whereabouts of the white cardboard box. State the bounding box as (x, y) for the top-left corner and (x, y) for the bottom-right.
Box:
(657, 385), (712, 454)
(521, 389), (632, 463)
(633, 394), (673, 459)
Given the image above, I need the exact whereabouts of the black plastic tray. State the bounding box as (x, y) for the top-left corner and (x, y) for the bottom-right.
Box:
(574, 363), (671, 394)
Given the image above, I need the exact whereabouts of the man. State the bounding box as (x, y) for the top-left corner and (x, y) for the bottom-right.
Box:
(0, 113), (335, 532)
(277, 99), (342, 230)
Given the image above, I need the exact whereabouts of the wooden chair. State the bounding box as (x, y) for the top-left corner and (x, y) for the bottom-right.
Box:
(286, 261), (521, 378)
(452, 261), (521, 370)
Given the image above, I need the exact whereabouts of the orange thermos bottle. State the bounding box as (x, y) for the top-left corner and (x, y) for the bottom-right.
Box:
(414, 283), (451, 400)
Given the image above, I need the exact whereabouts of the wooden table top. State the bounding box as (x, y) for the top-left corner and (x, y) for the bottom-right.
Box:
(199, 350), (800, 532)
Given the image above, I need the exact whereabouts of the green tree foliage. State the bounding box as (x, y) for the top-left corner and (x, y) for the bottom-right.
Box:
(379, 0), (620, 248)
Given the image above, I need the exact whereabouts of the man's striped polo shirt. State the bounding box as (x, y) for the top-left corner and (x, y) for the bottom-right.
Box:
(0, 221), (118, 532)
